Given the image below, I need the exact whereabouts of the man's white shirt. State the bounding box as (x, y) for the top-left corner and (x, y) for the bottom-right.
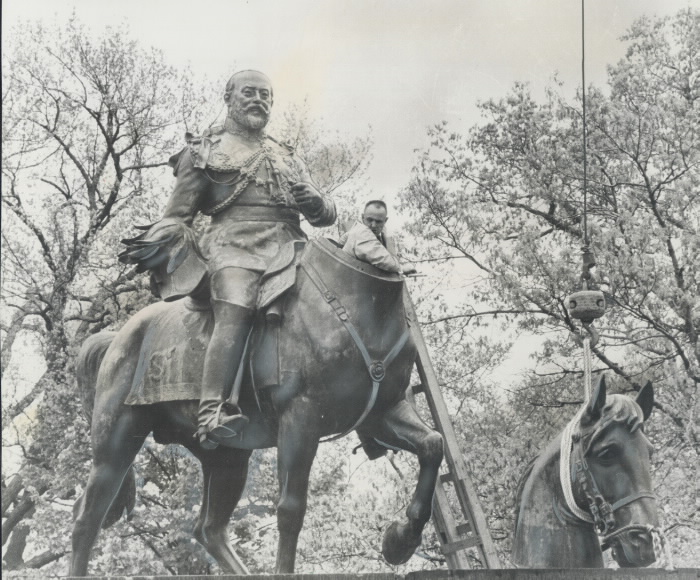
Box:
(340, 221), (402, 273)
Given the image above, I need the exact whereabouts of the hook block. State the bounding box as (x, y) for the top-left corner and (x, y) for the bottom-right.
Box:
(567, 289), (606, 324)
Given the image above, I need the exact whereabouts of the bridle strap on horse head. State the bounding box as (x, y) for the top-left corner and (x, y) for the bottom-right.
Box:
(572, 440), (616, 534)
(610, 490), (657, 512)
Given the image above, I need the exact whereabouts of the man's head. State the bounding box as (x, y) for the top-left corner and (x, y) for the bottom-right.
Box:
(224, 70), (273, 131)
(362, 200), (388, 238)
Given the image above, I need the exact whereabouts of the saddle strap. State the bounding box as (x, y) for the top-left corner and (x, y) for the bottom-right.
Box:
(300, 261), (410, 443)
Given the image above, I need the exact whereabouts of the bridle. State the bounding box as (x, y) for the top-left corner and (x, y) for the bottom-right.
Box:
(569, 430), (657, 549)
(559, 410), (657, 551)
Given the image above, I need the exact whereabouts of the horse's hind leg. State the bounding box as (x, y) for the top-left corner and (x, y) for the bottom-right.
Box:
(359, 398), (444, 565)
(190, 446), (252, 574)
(70, 407), (149, 576)
(275, 398), (320, 573)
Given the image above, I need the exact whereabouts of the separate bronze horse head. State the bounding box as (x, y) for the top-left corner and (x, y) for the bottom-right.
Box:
(512, 375), (659, 568)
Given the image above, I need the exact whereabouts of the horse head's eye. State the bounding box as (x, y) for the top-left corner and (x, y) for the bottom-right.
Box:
(594, 445), (618, 462)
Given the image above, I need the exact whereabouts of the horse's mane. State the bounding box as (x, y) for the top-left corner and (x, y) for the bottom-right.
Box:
(513, 455), (538, 529)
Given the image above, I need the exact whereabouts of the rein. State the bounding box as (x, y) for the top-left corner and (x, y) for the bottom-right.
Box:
(300, 261), (410, 443)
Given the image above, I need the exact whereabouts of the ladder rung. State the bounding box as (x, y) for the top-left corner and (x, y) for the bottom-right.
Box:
(439, 472), (453, 484)
(441, 536), (481, 554)
(411, 383), (424, 394)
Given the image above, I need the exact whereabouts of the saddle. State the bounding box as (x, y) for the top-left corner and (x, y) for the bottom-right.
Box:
(125, 238), (406, 425)
(124, 240), (305, 406)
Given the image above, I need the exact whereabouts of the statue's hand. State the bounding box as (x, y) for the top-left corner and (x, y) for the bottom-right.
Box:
(119, 218), (203, 274)
(290, 181), (323, 211)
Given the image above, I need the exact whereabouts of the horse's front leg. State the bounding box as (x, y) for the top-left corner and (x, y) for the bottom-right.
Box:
(359, 397), (444, 565)
(189, 445), (252, 575)
(275, 395), (320, 573)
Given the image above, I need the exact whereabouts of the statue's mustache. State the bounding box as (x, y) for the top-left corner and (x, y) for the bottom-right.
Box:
(245, 104), (269, 115)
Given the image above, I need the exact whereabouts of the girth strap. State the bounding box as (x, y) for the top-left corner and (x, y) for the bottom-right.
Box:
(300, 261), (410, 443)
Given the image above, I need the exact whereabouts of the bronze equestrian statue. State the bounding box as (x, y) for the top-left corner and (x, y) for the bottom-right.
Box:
(69, 71), (443, 575)
(512, 375), (660, 568)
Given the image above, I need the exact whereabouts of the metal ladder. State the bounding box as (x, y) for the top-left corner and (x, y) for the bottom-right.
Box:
(403, 291), (501, 569)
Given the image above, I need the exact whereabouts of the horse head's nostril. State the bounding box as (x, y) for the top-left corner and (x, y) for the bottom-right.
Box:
(629, 529), (653, 545)
(611, 528), (658, 568)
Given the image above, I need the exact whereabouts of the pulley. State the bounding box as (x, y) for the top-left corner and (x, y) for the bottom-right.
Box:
(567, 288), (605, 324)
(567, 245), (606, 324)
(566, 284), (605, 324)
(566, 6), (606, 330)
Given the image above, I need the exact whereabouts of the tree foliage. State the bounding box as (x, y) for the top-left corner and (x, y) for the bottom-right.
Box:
(2, 16), (206, 572)
(400, 8), (699, 565)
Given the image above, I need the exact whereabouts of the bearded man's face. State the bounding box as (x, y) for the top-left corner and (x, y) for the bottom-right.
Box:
(226, 71), (272, 130)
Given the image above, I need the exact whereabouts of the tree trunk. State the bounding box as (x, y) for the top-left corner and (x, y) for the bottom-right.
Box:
(3, 522), (30, 569)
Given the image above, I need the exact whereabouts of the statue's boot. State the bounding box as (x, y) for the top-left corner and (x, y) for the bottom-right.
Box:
(197, 302), (254, 450)
(357, 432), (388, 460)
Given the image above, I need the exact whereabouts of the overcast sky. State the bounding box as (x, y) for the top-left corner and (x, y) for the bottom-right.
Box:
(2, 1), (698, 396)
(4, 0), (697, 204)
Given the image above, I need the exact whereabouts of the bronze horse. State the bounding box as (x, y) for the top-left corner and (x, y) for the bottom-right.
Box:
(512, 375), (659, 568)
(69, 238), (443, 576)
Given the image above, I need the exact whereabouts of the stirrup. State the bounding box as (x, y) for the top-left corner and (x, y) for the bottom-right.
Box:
(209, 407), (249, 442)
(198, 428), (219, 450)
(197, 402), (249, 449)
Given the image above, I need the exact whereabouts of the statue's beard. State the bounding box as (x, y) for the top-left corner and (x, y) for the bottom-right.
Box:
(231, 106), (269, 131)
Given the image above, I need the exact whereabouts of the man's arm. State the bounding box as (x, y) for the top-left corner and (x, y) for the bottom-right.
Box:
(119, 147), (207, 299)
(345, 224), (402, 273)
(382, 229), (417, 275)
(162, 148), (204, 225)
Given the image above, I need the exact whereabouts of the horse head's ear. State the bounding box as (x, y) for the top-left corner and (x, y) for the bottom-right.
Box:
(635, 381), (654, 421)
(585, 373), (607, 422)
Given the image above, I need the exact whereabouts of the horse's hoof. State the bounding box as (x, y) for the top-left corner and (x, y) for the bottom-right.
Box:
(382, 521), (422, 565)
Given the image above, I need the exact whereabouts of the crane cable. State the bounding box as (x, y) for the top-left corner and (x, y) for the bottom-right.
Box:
(566, 0), (606, 353)
(560, 0), (600, 527)
(581, 0), (589, 252)
(580, 0), (593, 402)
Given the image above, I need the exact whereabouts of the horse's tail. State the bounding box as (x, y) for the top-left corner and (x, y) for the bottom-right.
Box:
(74, 331), (136, 529)
(76, 331), (116, 423)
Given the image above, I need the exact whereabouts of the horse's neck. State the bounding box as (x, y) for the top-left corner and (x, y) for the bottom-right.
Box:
(512, 434), (603, 568)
